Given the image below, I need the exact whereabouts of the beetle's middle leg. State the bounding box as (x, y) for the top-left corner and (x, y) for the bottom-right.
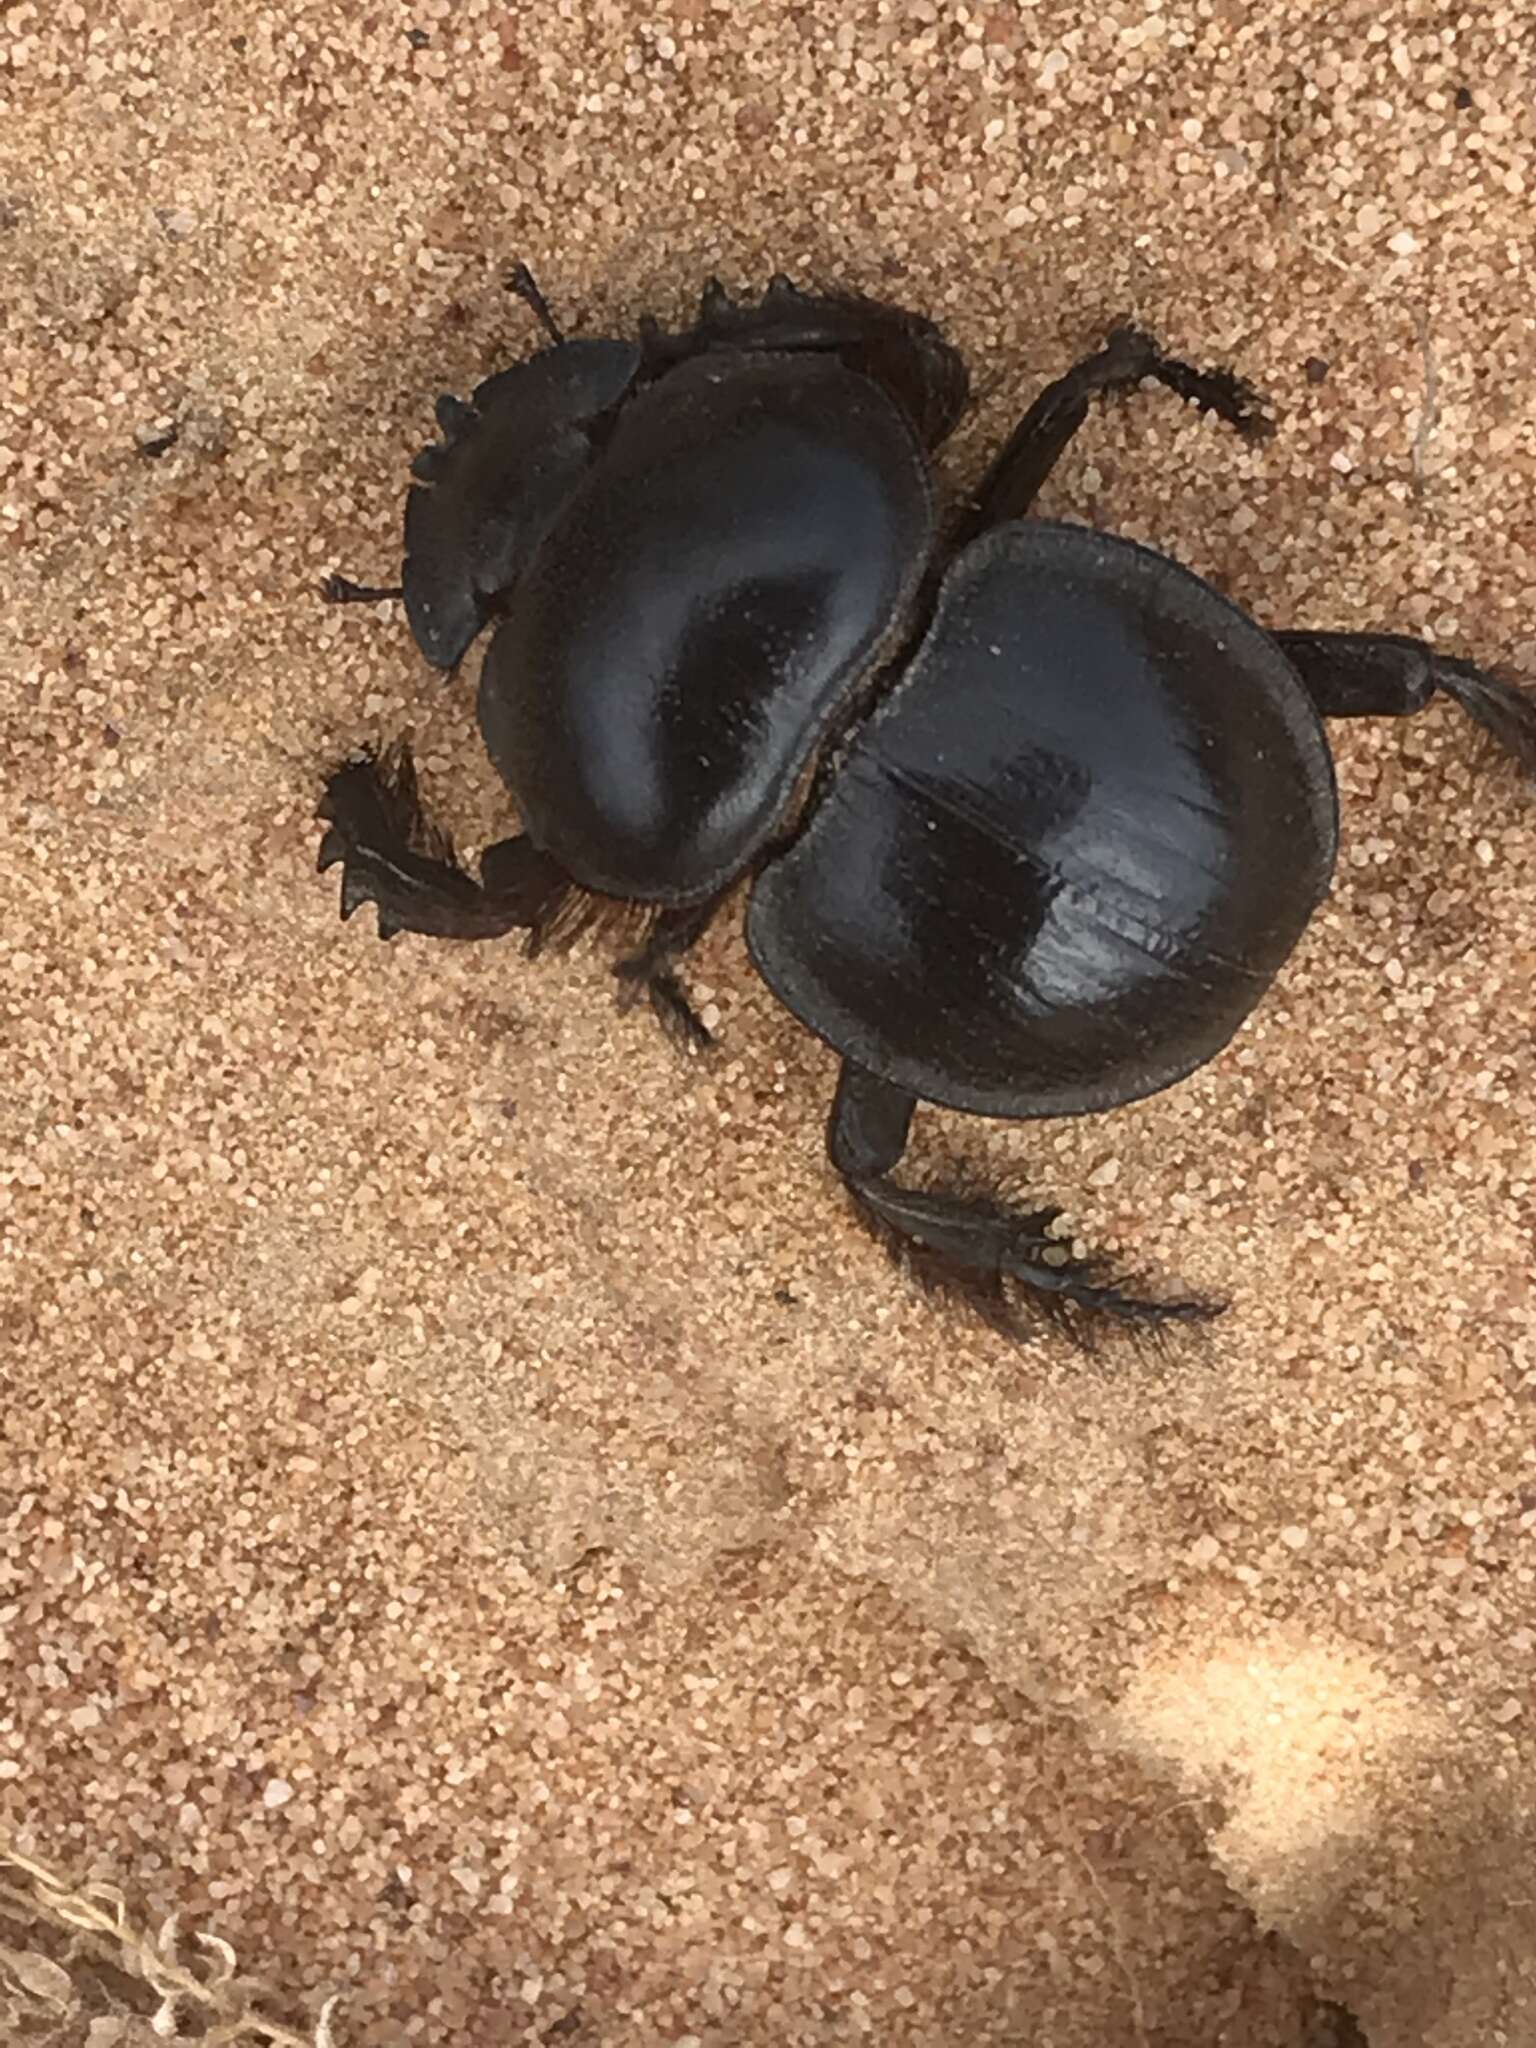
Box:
(612, 897), (723, 1054)
(827, 1060), (1219, 1340)
(956, 327), (1271, 543)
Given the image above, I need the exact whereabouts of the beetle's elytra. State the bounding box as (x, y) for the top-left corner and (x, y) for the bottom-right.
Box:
(317, 269), (1536, 1338)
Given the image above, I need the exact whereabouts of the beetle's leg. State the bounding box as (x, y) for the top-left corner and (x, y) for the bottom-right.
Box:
(320, 574), (405, 605)
(827, 1060), (1220, 1340)
(956, 326), (1271, 543)
(317, 741), (567, 942)
(612, 897), (722, 1054)
(1274, 632), (1536, 776)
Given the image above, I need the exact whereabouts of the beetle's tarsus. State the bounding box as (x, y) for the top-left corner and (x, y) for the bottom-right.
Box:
(1433, 657), (1536, 774)
(507, 261), (565, 347)
(641, 968), (716, 1055)
(825, 1062), (1213, 1343)
(613, 957), (714, 1053)
(612, 898), (723, 1055)
(886, 1237), (1217, 1351)
(321, 573), (404, 606)
(1106, 326), (1273, 441)
(850, 1172), (1218, 1341)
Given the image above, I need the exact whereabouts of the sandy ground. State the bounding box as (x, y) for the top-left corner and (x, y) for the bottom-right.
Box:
(4, 1), (1536, 2042)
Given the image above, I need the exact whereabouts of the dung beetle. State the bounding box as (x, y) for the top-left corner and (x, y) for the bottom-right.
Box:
(317, 269), (1536, 1336)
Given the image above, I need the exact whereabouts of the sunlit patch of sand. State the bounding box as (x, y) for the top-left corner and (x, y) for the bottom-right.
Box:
(1109, 1634), (1447, 1916)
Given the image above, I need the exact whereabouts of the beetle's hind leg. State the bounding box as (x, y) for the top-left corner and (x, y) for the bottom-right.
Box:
(317, 740), (568, 942)
(612, 897), (723, 1055)
(1274, 631), (1536, 778)
(957, 326), (1271, 543)
(828, 1062), (1220, 1342)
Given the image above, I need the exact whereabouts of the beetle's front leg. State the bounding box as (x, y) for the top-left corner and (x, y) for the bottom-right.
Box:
(828, 1061), (1219, 1342)
(317, 741), (568, 942)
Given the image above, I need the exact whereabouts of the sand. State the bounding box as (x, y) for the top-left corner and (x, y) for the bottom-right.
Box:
(3, 1), (1535, 2041)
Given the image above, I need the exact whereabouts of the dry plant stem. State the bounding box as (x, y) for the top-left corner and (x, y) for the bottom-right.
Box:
(0, 1845), (342, 2047)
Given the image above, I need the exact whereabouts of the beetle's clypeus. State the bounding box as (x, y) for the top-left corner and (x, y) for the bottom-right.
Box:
(316, 268), (1536, 1338)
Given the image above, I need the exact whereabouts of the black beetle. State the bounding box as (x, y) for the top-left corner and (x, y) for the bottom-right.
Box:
(317, 270), (1536, 1335)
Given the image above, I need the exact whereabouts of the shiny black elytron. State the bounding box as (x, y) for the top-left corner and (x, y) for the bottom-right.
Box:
(317, 269), (1536, 1336)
